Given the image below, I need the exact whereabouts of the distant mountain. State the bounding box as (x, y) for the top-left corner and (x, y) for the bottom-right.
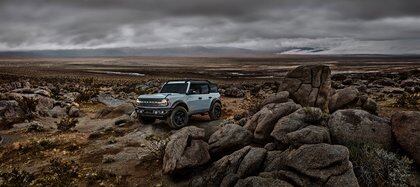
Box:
(0, 46), (274, 58)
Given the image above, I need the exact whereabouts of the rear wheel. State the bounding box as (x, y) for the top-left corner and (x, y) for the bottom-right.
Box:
(139, 116), (156, 124)
(209, 102), (222, 120)
(167, 106), (189, 129)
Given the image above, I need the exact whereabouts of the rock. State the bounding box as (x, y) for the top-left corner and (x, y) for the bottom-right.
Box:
(328, 109), (393, 148)
(50, 106), (67, 118)
(191, 146), (267, 186)
(329, 87), (359, 112)
(113, 114), (132, 127)
(271, 107), (329, 146)
(62, 92), (81, 103)
(163, 126), (210, 175)
(224, 87), (245, 98)
(264, 144), (358, 186)
(244, 101), (301, 141)
(362, 98), (377, 114)
(279, 65), (331, 111)
(261, 91), (289, 106)
(68, 106), (80, 117)
(26, 121), (44, 132)
(391, 111), (420, 165)
(0, 100), (25, 129)
(208, 124), (252, 158)
(35, 95), (54, 115)
(235, 176), (292, 187)
(95, 103), (135, 119)
(34, 89), (51, 97)
(264, 142), (276, 151)
(97, 93), (126, 107)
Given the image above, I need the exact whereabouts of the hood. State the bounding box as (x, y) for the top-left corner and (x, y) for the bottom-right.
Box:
(138, 93), (184, 99)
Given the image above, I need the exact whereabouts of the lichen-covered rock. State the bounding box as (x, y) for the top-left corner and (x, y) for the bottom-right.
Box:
(329, 87), (378, 114)
(328, 109), (393, 148)
(271, 107), (329, 146)
(263, 144), (359, 186)
(191, 146), (267, 186)
(208, 124), (252, 158)
(0, 100), (25, 129)
(279, 65), (331, 111)
(391, 111), (420, 165)
(163, 126), (210, 175)
(244, 101), (301, 141)
(234, 176), (293, 187)
(261, 91), (289, 106)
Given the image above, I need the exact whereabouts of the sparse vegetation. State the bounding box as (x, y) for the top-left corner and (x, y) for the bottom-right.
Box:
(348, 143), (415, 186)
(394, 93), (420, 109)
(56, 117), (78, 131)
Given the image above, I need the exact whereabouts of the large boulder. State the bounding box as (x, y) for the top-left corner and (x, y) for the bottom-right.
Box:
(263, 143), (359, 186)
(163, 126), (210, 175)
(208, 124), (252, 158)
(95, 103), (135, 119)
(279, 65), (331, 111)
(244, 101), (301, 141)
(271, 107), (330, 146)
(328, 109), (393, 148)
(234, 176), (292, 187)
(391, 111), (420, 165)
(191, 146), (267, 186)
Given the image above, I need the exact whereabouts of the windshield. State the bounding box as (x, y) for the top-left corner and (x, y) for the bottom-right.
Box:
(160, 83), (188, 94)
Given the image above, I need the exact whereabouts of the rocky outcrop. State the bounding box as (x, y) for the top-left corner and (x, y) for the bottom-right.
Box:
(271, 107), (330, 146)
(329, 87), (378, 114)
(328, 109), (393, 148)
(391, 111), (420, 165)
(163, 126), (210, 175)
(235, 176), (292, 187)
(279, 65), (331, 111)
(244, 101), (301, 141)
(0, 100), (26, 129)
(191, 146), (267, 186)
(263, 143), (358, 186)
(208, 124), (252, 158)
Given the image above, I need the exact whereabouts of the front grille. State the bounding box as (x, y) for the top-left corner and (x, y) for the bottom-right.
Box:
(138, 98), (164, 107)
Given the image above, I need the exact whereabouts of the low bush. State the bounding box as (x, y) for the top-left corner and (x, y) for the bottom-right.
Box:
(348, 143), (414, 186)
(56, 117), (78, 131)
(394, 93), (419, 109)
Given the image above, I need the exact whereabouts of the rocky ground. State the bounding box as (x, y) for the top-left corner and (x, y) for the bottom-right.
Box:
(0, 62), (419, 186)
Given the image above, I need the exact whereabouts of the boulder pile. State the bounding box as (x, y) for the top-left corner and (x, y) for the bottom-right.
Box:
(162, 65), (418, 186)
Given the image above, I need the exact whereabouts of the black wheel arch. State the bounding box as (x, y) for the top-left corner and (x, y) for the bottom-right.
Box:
(211, 98), (222, 107)
(171, 101), (189, 111)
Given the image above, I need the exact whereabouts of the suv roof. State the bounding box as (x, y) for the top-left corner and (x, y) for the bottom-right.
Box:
(166, 80), (213, 84)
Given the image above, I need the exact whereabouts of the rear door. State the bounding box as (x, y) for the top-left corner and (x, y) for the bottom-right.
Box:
(186, 83), (211, 113)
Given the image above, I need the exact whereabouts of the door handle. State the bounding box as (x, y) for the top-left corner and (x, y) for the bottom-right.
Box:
(198, 97), (202, 100)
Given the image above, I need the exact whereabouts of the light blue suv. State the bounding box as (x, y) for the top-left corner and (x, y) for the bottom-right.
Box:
(136, 80), (222, 128)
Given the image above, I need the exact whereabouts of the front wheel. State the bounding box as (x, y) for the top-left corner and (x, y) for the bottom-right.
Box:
(167, 106), (189, 129)
(209, 102), (222, 120)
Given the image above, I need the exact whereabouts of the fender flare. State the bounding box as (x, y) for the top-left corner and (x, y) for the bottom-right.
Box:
(211, 98), (222, 108)
(171, 101), (189, 111)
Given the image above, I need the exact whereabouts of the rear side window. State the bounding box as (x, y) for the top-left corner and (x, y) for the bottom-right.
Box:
(210, 84), (218, 93)
(189, 83), (210, 94)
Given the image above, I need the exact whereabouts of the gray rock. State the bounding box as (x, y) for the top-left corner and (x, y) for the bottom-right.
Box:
(163, 126), (210, 175)
(208, 124), (252, 158)
(97, 93), (126, 107)
(391, 111), (420, 165)
(235, 176), (293, 187)
(271, 107), (329, 145)
(244, 101), (301, 141)
(68, 106), (80, 117)
(0, 100), (25, 129)
(50, 106), (67, 118)
(191, 146), (267, 186)
(329, 87), (359, 112)
(328, 109), (393, 148)
(261, 91), (289, 106)
(279, 65), (331, 111)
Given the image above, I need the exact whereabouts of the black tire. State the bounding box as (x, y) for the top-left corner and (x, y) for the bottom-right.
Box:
(139, 116), (156, 124)
(209, 102), (222, 120)
(167, 106), (189, 129)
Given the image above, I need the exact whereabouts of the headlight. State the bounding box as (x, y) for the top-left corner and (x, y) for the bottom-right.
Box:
(158, 99), (169, 106)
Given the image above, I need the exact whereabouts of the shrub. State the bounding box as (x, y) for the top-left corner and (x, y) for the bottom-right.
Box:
(348, 143), (414, 186)
(394, 93), (419, 109)
(56, 117), (78, 131)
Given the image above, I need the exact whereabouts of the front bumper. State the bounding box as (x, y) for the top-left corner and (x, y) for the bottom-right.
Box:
(135, 107), (173, 118)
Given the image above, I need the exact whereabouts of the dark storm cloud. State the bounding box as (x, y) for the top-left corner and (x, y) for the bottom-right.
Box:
(0, 0), (420, 54)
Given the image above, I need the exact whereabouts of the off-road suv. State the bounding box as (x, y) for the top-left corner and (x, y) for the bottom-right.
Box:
(135, 80), (222, 129)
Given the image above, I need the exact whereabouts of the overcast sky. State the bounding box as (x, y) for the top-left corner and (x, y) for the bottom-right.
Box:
(1, 0), (420, 54)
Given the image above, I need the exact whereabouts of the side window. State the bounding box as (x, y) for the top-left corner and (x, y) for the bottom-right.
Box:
(200, 84), (209, 94)
(188, 83), (201, 94)
(210, 84), (218, 93)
